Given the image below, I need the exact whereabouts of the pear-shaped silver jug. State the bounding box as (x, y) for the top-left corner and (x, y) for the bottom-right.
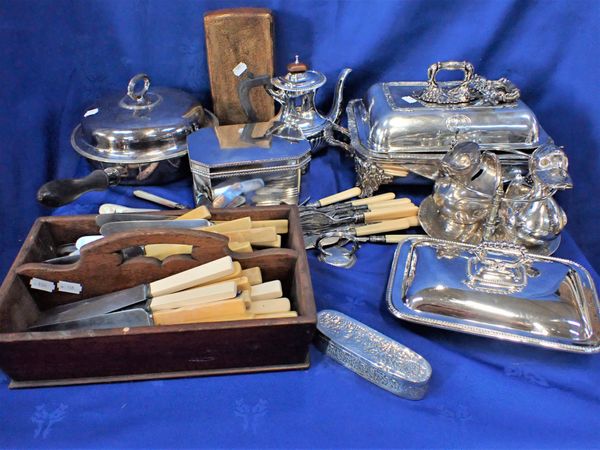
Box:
(432, 142), (501, 225)
(501, 144), (572, 248)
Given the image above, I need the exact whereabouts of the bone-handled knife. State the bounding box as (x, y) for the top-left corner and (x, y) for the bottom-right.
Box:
(34, 265), (268, 331)
(133, 190), (188, 209)
(303, 187), (362, 208)
(99, 219), (211, 236)
(99, 203), (160, 214)
(29, 256), (236, 330)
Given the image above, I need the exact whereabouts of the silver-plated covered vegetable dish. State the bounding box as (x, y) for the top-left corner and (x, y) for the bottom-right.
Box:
(37, 73), (217, 207)
(345, 60), (553, 194)
(387, 237), (600, 353)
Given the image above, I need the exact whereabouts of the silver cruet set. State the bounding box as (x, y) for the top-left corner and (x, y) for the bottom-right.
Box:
(419, 140), (572, 255)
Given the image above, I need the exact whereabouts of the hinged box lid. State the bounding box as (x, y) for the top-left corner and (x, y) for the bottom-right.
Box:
(187, 122), (312, 173)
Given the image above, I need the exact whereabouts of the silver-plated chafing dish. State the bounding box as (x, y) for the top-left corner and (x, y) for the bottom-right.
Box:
(387, 237), (600, 353)
(187, 121), (311, 206)
(37, 73), (216, 207)
(346, 61), (553, 195)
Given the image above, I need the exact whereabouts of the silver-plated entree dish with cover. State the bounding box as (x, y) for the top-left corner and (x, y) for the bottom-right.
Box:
(387, 237), (600, 353)
(345, 60), (553, 194)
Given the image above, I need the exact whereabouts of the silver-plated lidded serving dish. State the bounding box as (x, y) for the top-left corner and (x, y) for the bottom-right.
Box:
(187, 121), (311, 206)
(347, 61), (552, 195)
(73, 73), (210, 164)
(316, 310), (431, 400)
(387, 237), (600, 353)
(37, 73), (217, 207)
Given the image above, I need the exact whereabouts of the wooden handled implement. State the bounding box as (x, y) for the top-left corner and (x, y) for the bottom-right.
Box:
(204, 8), (275, 124)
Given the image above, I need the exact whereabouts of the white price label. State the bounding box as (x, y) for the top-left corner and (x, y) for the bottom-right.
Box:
(84, 107), (99, 117)
(57, 281), (83, 295)
(30, 278), (55, 292)
(233, 62), (248, 77)
(402, 96), (418, 104)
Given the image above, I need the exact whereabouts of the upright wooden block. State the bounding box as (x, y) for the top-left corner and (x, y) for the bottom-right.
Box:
(204, 8), (275, 124)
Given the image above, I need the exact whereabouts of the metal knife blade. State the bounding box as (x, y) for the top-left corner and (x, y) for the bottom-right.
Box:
(100, 219), (211, 236)
(30, 284), (149, 329)
(43, 253), (82, 265)
(32, 307), (153, 331)
(95, 213), (172, 227)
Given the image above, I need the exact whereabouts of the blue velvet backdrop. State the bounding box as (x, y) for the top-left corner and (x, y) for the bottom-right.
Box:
(1, 0), (600, 448)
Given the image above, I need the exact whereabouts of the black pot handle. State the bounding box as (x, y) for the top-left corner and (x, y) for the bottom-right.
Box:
(37, 167), (122, 207)
(237, 74), (273, 123)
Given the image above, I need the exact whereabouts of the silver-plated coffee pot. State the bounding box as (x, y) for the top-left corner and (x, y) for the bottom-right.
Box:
(238, 56), (351, 148)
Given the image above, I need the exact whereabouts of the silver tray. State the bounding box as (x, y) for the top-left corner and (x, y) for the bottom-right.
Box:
(386, 237), (600, 353)
(316, 310), (431, 399)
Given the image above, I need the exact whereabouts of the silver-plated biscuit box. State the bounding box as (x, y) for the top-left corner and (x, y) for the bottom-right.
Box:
(387, 237), (600, 353)
(188, 122), (311, 206)
(347, 61), (552, 195)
